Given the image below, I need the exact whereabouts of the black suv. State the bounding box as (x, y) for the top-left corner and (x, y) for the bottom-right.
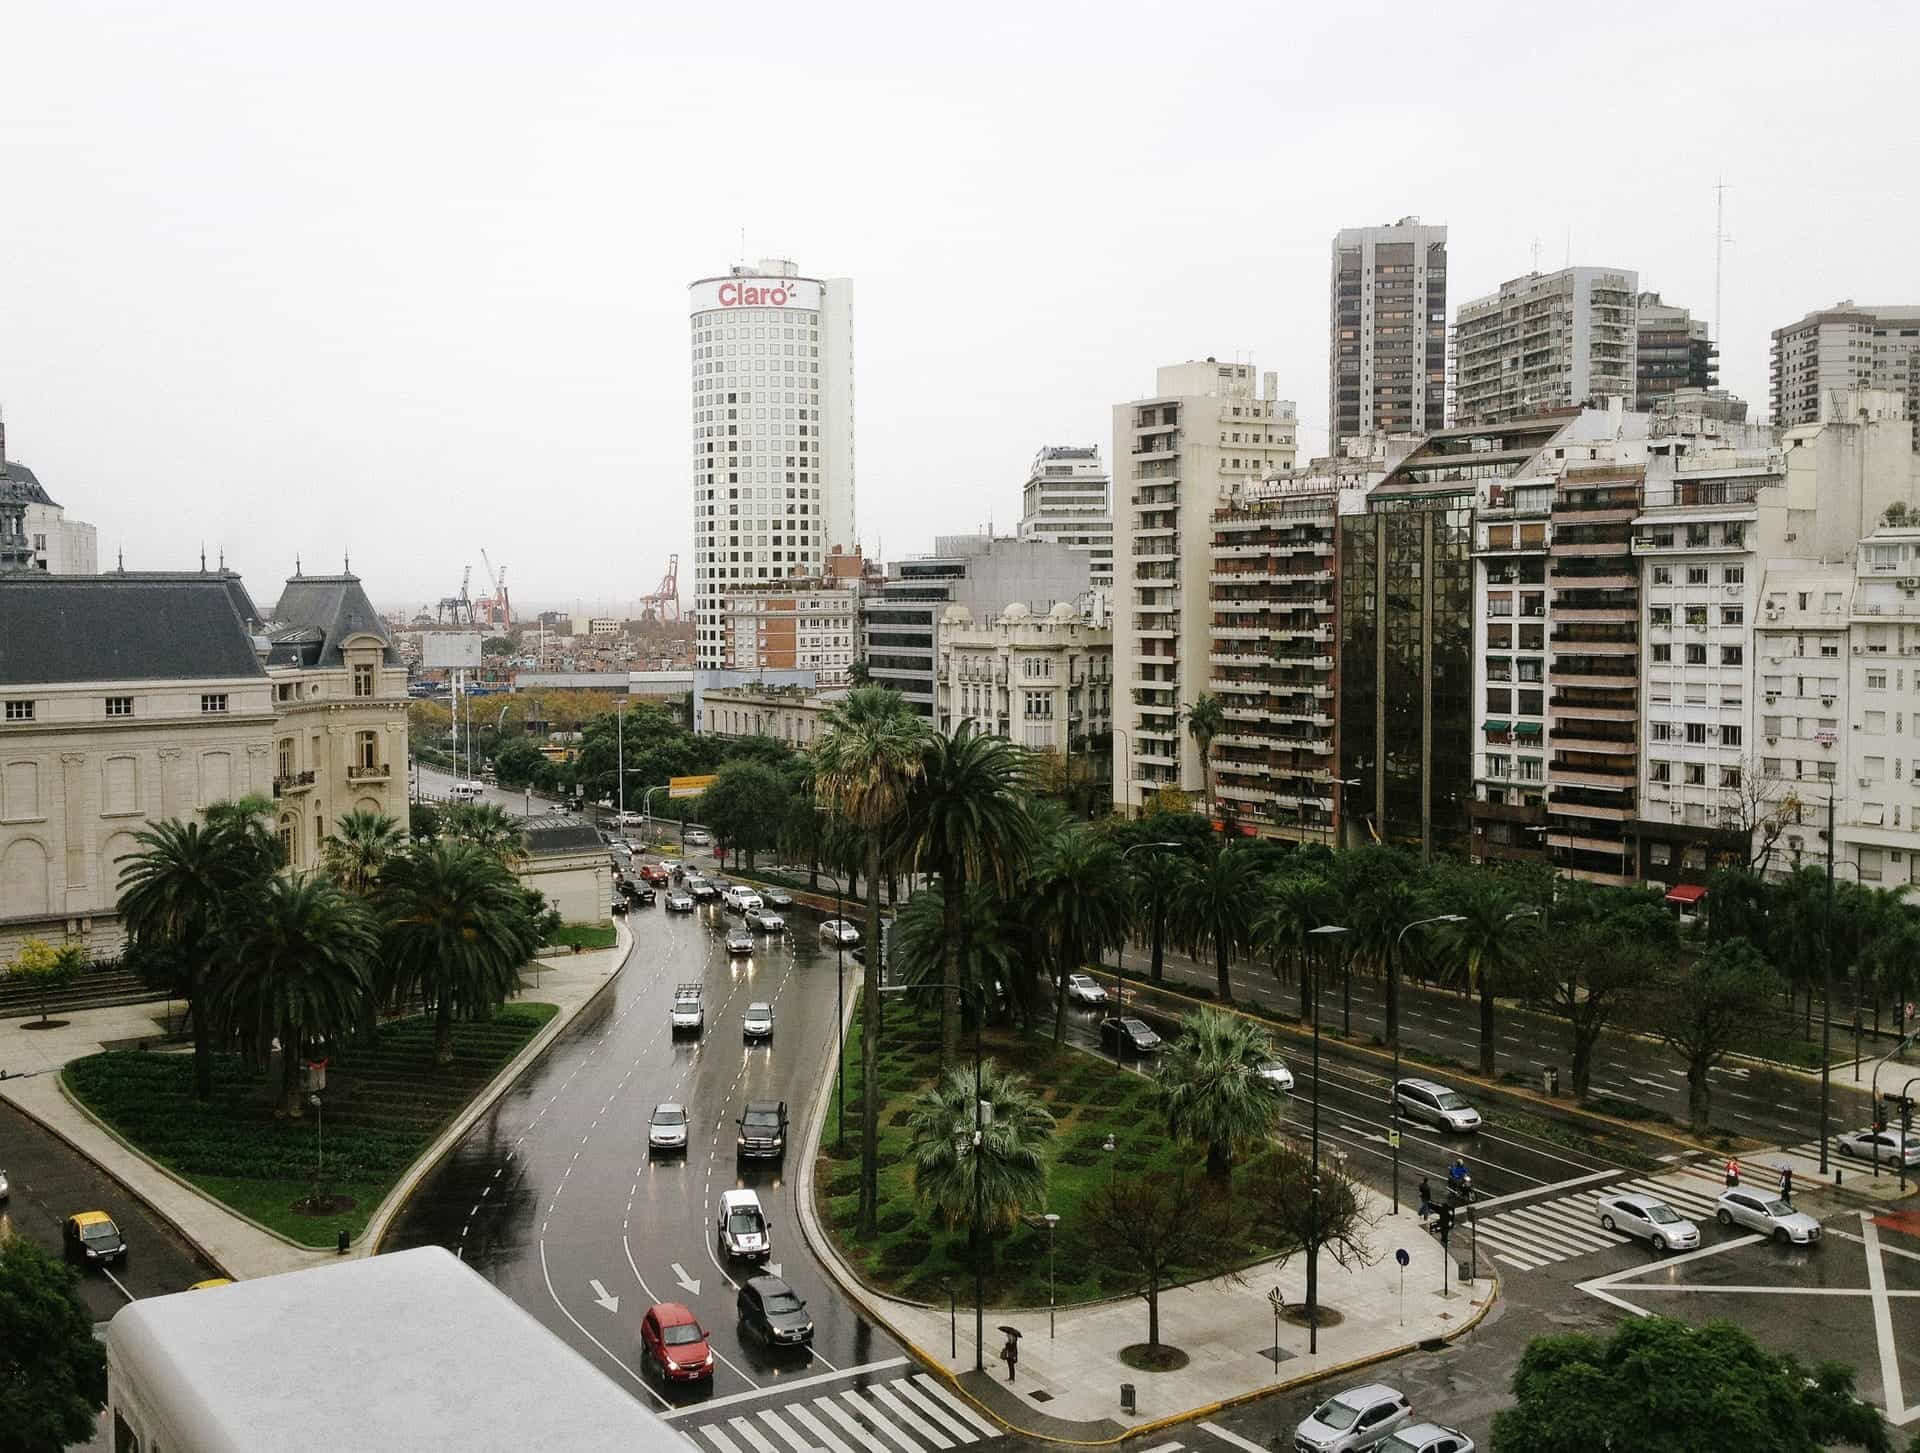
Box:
(736, 1101), (788, 1162)
(738, 1275), (813, 1347)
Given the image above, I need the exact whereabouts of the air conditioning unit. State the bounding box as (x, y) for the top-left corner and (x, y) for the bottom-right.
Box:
(1765, 608), (1781, 620)
(1853, 645), (1864, 653)
(1764, 692), (1779, 703)
(1861, 777), (1874, 788)
(1822, 695), (1836, 706)
(1766, 735), (1778, 744)
(1725, 584), (1741, 595)
(1902, 578), (1920, 591)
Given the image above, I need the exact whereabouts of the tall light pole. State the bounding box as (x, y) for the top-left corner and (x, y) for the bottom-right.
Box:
(1386, 914), (1464, 1214)
(1325, 777), (1360, 849)
(882, 978), (984, 1372)
(816, 868), (850, 1149)
(1120, 840), (1184, 998)
(1823, 793), (1836, 1174)
(1113, 726), (1134, 818)
(616, 698), (625, 827)
(1305, 923), (1348, 1356)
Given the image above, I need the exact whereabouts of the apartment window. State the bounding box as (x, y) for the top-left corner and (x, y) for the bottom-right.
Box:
(1651, 644), (1673, 664)
(1763, 757), (1784, 776)
(3, 700), (32, 722)
(201, 694), (228, 714)
(1868, 670), (1889, 690)
(1724, 565), (1745, 585)
(1685, 723), (1708, 745)
(1860, 847), (1885, 883)
(1764, 716), (1783, 736)
(1652, 565), (1673, 585)
(1650, 606), (1673, 628)
(1722, 766), (1742, 789)
(1821, 642), (1841, 658)
(353, 664), (375, 697)
(1686, 566), (1710, 586)
(1023, 692), (1053, 719)
(1650, 760), (1672, 783)
(1724, 725), (1742, 747)
(1685, 644), (1708, 665)
(1650, 721), (1674, 742)
(1649, 842), (1672, 866)
(1684, 763), (1706, 785)
(355, 731), (379, 769)
(1485, 753), (1511, 779)
(1721, 645), (1744, 666)
(1517, 757), (1544, 782)
(278, 738), (294, 778)
(1722, 607), (1744, 627)
(1864, 756), (1886, 780)
(1685, 606), (1708, 626)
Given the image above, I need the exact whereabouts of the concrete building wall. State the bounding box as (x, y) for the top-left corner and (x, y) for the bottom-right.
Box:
(935, 602), (1112, 755)
(1455, 267), (1639, 424)
(1329, 218), (1448, 454)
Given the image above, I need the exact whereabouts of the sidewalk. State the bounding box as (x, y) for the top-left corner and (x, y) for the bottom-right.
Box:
(0, 926), (633, 1282)
(792, 974), (1494, 1442)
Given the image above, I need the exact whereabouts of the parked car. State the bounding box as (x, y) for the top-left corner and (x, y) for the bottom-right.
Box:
(1257, 1057), (1296, 1092)
(640, 1302), (713, 1381)
(726, 928), (756, 956)
(648, 1103), (689, 1155)
(716, 1188), (770, 1259)
(819, 918), (861, 947)
(742, 1002), (775, 1040)
(64, 1211), (127, 1268)
(738, 1274), (813, 1347)
(1293, 1382), (1413, 1453)
(1099, 1016), (1162, 1056)
(1390, 1078), (1481, 1133)
(684, 829), (712, 847)
(746, 908), (786, 933)
(737, 1100), (788, 1162)
(761, 888), (794, 908)
(665, 891), (695, 913)
(1716, 1187), (1822, 1245)
(617, 811), (645, 827)
(1377, 1425), (1475, 1453)
(1064, 973), (1108, 1007)
(1836, 1127), (1920, 1167)
(1595, 1192), (1698, 1251)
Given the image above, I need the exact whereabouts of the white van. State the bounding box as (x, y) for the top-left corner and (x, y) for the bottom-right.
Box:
(716, 1189), (770, 1261)
(448, 782), (484, 803)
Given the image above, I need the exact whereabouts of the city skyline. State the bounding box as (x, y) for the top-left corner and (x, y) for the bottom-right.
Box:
(1, 2), (1916, 605)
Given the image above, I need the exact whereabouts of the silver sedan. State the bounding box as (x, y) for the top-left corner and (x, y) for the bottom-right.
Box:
(1835, 1128), (1920, 1168)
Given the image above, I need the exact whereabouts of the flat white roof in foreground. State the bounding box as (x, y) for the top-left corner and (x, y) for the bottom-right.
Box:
(107, 1246), (672, 1452)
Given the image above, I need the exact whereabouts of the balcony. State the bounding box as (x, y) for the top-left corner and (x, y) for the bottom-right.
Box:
(1549, 767), (1635, 790)
(1550, 539), (1634, 557)
(346, 762), (391, 782)
(1549, 669), (1636, 689)
(273, 770), (316, 797)
(1546, 829), (1631, 855)
(1553, 606), (1637, 623)
(1549, 637), (1637, 656)
(1550, 702), (1637, 724)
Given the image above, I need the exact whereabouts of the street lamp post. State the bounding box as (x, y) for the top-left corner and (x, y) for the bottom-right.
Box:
(1113, 726), (1134, 818)
(1325, 777), (1360, 850)
(1305, 923), (1348, 1356)
(884, 979), (984, 1372)
(1043, 1213), (1060, 1338)
(1386, 914), (1465, 1214)
(308, 1091), (325, 1193)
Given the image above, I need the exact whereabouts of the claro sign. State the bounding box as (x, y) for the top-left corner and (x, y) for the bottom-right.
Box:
(689, 276), (822, 313)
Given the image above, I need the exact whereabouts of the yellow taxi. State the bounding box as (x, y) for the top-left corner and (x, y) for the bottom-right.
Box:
(63, 1210), (127, 1267)
(188, 1278), (234, 1291)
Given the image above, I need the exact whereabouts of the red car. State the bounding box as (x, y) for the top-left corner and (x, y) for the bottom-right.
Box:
(641, 864), (671, 887)
(641, 1302), (713, 1381)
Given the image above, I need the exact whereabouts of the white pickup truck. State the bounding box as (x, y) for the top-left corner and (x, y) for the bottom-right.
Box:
(670, 984), (704, 1034)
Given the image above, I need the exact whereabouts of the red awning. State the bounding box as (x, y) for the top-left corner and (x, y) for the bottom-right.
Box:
(1664, 883), (1708, 905)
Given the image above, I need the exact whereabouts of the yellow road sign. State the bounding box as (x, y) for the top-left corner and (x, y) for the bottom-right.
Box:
(668, 774), (716, 799)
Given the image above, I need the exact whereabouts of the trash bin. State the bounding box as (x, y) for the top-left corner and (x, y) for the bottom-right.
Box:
(1120, 1383), (1136, 1415)
(1542, 1067), (1559, 1097)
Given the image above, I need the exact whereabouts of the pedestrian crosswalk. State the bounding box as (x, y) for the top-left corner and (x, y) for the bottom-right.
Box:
(684, 1373), (1002, 1453)
(1472, 1168), (1727, 1273)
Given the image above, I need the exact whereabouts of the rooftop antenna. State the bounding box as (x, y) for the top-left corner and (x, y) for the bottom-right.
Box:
(1564, 228), (1571, 269)
(295, 553), (302, 577)
(1530, 237), (1541, 274)
(344, 549), (351, 573)
(1714, 178), (1733, 352)
(218, 548), (225, 570)
(199, 545), (207, 572)
(116, 547), (124, 572)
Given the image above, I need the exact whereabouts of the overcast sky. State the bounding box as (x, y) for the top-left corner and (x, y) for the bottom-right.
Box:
(3, 1), (1915, 616)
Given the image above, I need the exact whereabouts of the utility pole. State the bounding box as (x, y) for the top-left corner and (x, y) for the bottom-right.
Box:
(1821, 791), (1835, 1175)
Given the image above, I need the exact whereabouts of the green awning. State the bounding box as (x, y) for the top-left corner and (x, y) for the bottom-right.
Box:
(1514, 721), (1543, 736)
(1483, 720), (1511, 734)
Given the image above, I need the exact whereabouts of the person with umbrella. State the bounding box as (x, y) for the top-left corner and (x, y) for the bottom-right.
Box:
(998, 1326), (1021, 1382)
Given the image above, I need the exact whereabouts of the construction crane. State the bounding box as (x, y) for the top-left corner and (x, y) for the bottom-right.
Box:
(435, 565), (476, 625)
(641, 553), (681, 623)
(480, 549), (512, 627)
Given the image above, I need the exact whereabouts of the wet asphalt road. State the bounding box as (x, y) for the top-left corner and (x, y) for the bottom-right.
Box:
(382, 890), (906, 1417)
(0, 1096), (218, 1320)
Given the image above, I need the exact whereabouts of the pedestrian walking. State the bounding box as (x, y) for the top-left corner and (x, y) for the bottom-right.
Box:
(1001, 1335), (1019, 1383)
(1779, 1164), (1794, 1202)
(1417, 1176), (1434, 1224)
(1725, 1157), (1740, 1188)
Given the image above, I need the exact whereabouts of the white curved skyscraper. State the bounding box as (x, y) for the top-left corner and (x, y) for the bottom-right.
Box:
(688, 259), (855, 670)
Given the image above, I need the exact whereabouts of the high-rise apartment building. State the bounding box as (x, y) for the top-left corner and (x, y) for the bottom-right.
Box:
(1634, 292), (1718, 412)
(1769, 301), (1920, 428)
(1329, 219), (1448, 454)
(689, 259), (855, 671)
(1455, 267), (1639, 425)
(1019, 446), (1113, 589)
(1111, 361), (1296, 816)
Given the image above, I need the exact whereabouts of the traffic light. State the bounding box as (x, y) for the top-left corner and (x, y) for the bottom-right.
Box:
(1437, 1204), (1455, 1239)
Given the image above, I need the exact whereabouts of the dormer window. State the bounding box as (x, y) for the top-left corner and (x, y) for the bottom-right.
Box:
(353, 663), (374, 698)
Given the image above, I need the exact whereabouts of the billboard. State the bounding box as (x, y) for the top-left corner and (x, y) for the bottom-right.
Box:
(422, 632), (484, 670)
(688, 276), (822, 314)
(669, 774), (717, 799)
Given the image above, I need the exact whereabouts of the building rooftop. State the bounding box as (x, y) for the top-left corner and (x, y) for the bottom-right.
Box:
(266, 572), (399, 669)
(0, 573), (269, 686)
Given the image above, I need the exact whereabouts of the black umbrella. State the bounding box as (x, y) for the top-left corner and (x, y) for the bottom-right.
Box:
(997, 1325), (1022, 1340)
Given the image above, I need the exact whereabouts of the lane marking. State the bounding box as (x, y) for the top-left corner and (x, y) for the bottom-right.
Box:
(1199, 1420), (1272, 1453)
(657, 1359), (912, 1420)
(538, 1239), (671, 1409)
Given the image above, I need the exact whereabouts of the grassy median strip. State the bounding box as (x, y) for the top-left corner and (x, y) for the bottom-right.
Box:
(816, 1002), (1289, 1309)
(544, 922), (617, 951)
(63, 1003), (556, 1248)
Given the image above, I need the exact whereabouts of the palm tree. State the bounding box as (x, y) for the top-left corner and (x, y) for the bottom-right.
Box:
(903, 724), (1034, 1063)
(892, 881), (1023, 1029)
(441, 801), (530, 867)
(1033, 828), (1130, 1046)
(1173, 842), (1261, 1003)
(213, 873), (377, 1116)
(1253, 869), (1329, 1020)
(116, 804), (279, 1102)
(1435, 874), (1534, 1076)
(812, 684), (931, 1235)
(1350, 878), (1419, 1043)
(378, 840), (541, 1066)
(321, 809), (405, 896)
(1155, 1007), (1289, 1180)
(1129, 847), (1186, 986)
(904, 1059), (1053, 1270)
(1182, 694), (1227, 819)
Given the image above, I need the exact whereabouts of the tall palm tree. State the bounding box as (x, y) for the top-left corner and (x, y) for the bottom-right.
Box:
(1155, 1007), (1289, 1180)
(321, 809), (405, 897)
(1033, 828), (1130, 1046)
(1253, 869), (1329, 1020)
(1182, 694), (1227, 819)
(812, 684), (931, 1234)
(1129, 847), (1186, 986)
(116, 804), (279, 1102)
(1173, 842), (1261, 1003)
(378, 839), (541, 1066)
(892, 882), (1023, 1028)
(903, 724), (1034, 1063)
(441, 801), (530, 867)
(905, 1059), (1053, 1269)
(213, 873), (377, 1117)
(1435, 874), (1534, 1076)
(1350, 878), (1420, 1043)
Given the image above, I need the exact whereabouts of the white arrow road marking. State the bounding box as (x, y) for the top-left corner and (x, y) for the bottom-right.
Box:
(674, 1261), (703, 1294)
(589, 1279), (620, 1314)
(768, 1261), (783, 1278)
(1340, 1122), (1394, 1147)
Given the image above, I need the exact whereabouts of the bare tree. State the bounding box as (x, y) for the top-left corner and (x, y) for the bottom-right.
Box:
(1246, 1139), (1378, 1279)
(1082, 1168), (1238, 1350)
(1719, 755), (1803, 874)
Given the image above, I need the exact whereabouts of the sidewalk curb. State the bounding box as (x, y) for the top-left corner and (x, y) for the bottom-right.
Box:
(788, 979), (1502, 1446)
(364, 922), (635, 1254)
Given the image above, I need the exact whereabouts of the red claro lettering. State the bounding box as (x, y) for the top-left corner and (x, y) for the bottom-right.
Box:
(716, 282), (792, 307)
